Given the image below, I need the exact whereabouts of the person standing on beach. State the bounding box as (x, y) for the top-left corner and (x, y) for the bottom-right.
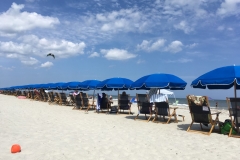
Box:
(216, 102), (218, 108)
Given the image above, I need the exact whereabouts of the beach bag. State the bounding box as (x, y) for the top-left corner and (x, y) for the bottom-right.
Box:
(220, 119), (237, 135)
(111, 106), (118, 113)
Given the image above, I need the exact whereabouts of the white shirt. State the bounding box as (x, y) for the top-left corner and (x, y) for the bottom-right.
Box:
(73, 91), (80, 96)
(150, 94), (168, 103)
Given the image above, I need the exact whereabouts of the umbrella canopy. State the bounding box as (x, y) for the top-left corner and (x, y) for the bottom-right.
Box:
(79, 80), (101, 90)
(24, 84), (40, 89)
(131, 73), (187, 90)
(191, 65), (240, 97)
(65, 81), (82, 90)
(48, 82), (66, 90)
(38, 83), (55, 90)
(97, 77), (133, 90)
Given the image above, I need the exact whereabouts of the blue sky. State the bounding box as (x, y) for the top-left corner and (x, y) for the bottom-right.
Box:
(0, 0), (240, 99)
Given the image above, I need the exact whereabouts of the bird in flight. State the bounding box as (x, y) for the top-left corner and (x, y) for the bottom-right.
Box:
(47, 53), (55, 59)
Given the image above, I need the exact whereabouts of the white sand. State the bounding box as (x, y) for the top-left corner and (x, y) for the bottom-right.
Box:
(0, 94), (239, 160)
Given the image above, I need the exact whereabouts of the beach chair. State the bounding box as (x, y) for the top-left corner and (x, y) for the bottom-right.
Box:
(58, 93), (68, 106)
(41, 92), (48, 102)
(99, 96), (110, 113)
(80, 93), (96, 111)
(33, 90), (42, 101)
(186, 95), (221, 135)
(226, 97), (240, 137)
(38, 92), (44, 101)
(73, 94), (82, 110)
(50, 92), (60, 104)
(152, 102), (178, 124)
(13, 90), (18, 97)
(55, 92), (61, 104)
(134, 93), (153, 122)
(23, 91), (27, 97)
(16, 90), (22, 97)
(26, 91), (31, 99)
(68, 94), (75, 106)
(47, 92), (55, 104)
(30, 91), (35, 100)
(118, 93), (132, 114)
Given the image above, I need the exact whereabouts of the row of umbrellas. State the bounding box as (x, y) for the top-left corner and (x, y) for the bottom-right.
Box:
(0, 74), (187, 91)
(1, 65), (240, 97)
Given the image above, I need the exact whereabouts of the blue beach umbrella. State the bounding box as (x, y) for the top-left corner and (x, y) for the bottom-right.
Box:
(48, 82), (66, 90)
(39, 83), (55, 90)
(97, 77), (133, 90)
(79, 80), (101, 90)
(57, 82), (69, 90)
(131, 73), (187, 90)
(26, 84), (40, 89)
(79, 80), (101, 104)
(66, 81), (82, 90)
(97, 77), (133, 100)
(191, 65), (240, 98)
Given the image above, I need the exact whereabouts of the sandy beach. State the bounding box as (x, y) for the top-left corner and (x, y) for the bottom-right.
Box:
(0, 94), (239, 160)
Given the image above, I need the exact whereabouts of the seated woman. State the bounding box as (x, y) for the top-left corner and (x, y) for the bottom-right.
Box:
(109, 95), (113, 104)
(96, 92), (111, 113)
(118, 91), (132, 114)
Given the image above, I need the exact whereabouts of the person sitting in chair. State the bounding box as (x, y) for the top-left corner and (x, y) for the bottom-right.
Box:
(109, 95), (113, 104)
(121, 91), (132, 110)
(73, 90), (80, 97)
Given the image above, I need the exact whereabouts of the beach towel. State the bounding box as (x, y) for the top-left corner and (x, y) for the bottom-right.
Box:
(18, 96), (26, 99)
(150, 94), (168, 103)
(96, 93), (102, 110)
(148, 88), (158, 99)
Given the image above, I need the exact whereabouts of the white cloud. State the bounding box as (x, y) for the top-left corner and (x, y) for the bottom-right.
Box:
(217, 0), (240, 17)
(0, 3), (60, 36)
(217, 26), (225, 31)
(137, 59), (145, 64)
(25, 0), (35, 2)
(217, 26), (234, 31)
(21, 57), (39, 65)
(100, 48), (137, 60)
(95, 9), (150, 33)
(40, 61), (53, 68)
(137, 40), (150, 51)
(174, 21), (193, 34)
(165, 41), (183, 53)
(0, 35), (86, 59)
(6, 54), (20, 58)
(186, 43), (198, 49)
(0, 65), (14, 70)
(137, 39), (166, 52)
(0, 41), (32, 55)
(162, 0), (208, 18)
(89, 52), (100, 58)
(166, 58), (192, 63)
(150, 39), (166, 51)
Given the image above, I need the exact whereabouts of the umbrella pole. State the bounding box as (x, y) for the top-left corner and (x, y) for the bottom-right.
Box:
(118, 89), (119, 99)
(92, 89), (95, 105)
(118, 89), (119, 113)
(234, 79), (237, 98)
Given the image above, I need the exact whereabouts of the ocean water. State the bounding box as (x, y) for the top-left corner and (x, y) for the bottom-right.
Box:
(110, 96), (228, 109)
(54, 91), (229, 110)
(167, 98), (228, 109)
